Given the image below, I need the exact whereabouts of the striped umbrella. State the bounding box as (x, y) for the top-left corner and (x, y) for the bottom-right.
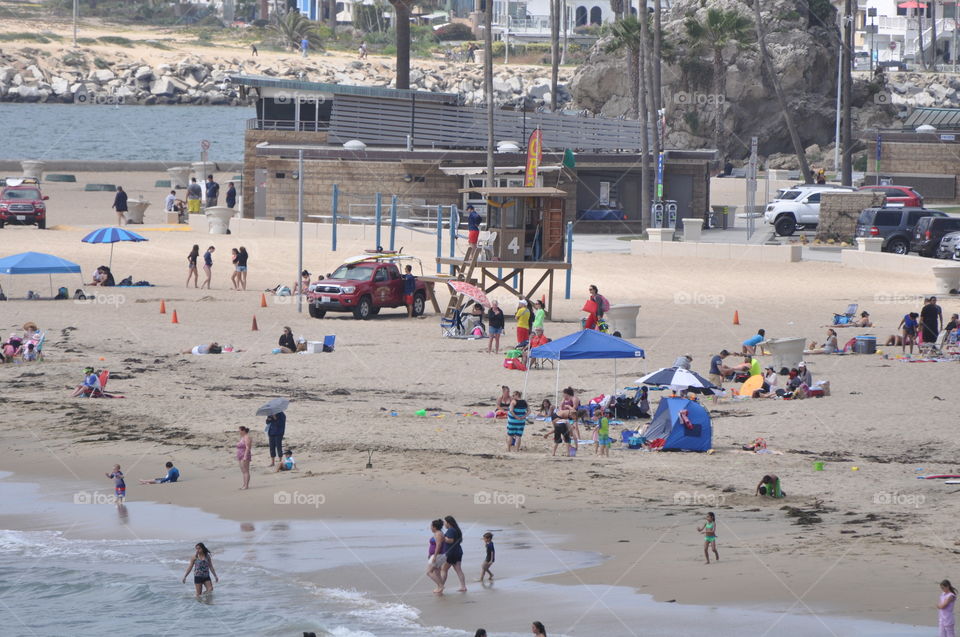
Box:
(81, 226), (148, 270)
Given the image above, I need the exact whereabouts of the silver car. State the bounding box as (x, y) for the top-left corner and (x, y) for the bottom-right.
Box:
(939, 231), (960, 259)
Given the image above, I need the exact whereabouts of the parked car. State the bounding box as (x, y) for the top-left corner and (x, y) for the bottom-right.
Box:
(854, 206), (948, 255)
(853, 51), (871, 70)
(0, 178), (48, 229)
(857, 184), (924, 208)
(306, 257), (428, 320)
(938, 231), (960, 259)
(911, 216), (960, 257)
(764, 185), (855, 236)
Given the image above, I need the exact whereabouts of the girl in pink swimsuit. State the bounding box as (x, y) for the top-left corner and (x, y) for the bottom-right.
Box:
(236, 426), (252, 490)
(940, 580), (957, 637)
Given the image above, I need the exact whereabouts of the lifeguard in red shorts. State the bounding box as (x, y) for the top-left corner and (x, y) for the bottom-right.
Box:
(466, 204), (482, 246)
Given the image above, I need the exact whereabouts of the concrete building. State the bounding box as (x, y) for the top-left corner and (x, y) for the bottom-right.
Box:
(232, 75), (715, 233)
(857, 0), (958, 64)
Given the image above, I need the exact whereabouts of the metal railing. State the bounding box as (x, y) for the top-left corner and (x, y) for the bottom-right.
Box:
(246, 118), (329, 132)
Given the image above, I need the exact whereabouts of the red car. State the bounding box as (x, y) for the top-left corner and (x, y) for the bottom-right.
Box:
(0, 179), (49, 229)
(857, 185), (923, 208)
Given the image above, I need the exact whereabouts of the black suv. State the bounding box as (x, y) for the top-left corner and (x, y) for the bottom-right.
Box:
(911, 215), (960, 257)
(855, 207), (948, 254)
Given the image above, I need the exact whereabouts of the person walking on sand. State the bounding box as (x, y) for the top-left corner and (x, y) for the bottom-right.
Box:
(506, 390), (527, 451)
(300, 37), (309, 57)
(236, 426), (252, 490)
(112, 186), (128, 226)
(478, 532), (495, 582)
(487, 300), (505, 353)
(251, 43), (258, 56)
(698, 512), (719, 564)
(426, 519), (445, 593)
(438, 515), (466, 593)
(921, 296), (944, 345)
(182, 543), (219, 596)
(186, 244), (200, 288)
(237, 246), (248, 291)
(939, 579), (957, 637)
(584, 285), (606, 330)
(200, 246), (215, 290)
(229, 248), (240, 290)
(106, 464), (125, 505)
(266, 410), (286, 466)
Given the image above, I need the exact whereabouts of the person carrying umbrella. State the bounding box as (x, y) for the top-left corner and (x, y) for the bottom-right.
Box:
(258, 398), (289, 467)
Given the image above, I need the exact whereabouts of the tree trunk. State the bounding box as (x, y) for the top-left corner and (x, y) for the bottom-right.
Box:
(550, 0), (560, 111)
(639, 17), (651, 230)
(626, 44), (639, 119)
(652, 0), (663, 151)
(327, 0), (336, 28)
(752, 0), (811, 183)
(931, 1), (938, 71)
(712, 50), (723, 151)
(392, 0), (411, 89)
(918, 11), (927, 71)
(258, 0), (268, 20)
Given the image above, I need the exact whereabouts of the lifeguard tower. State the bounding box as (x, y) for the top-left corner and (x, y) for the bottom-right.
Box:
(437, 186), (571, 319)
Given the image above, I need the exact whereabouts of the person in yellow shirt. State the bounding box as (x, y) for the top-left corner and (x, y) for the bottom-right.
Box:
(515, 299), (531, 344)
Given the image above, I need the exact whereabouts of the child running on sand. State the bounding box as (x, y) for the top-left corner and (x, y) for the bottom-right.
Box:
(106, 464), (125, 505)
(479, 532), (495, 582)
(697, 512), (719, 564)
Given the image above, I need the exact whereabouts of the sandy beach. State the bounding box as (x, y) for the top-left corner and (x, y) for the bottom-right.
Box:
(0, 172), (957, 635)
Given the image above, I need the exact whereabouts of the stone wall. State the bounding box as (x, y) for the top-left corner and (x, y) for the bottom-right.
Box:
(817, 191), (885, 242)
(869, 137), (960, 202)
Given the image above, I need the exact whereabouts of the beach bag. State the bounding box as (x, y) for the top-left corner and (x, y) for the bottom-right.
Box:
(503, 358), (527, 371)
(55, 286), (68, 300)
(119, 276), (133, 286)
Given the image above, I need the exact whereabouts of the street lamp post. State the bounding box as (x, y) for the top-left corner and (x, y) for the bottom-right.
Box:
(73, 0), (78, 47)
(296, 149), (304, 314)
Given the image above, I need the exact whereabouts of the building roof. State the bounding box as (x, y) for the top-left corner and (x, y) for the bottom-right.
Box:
(457, 186), (567, 196)
(230, 74), (457, 104)
(903, 107), (960, 130)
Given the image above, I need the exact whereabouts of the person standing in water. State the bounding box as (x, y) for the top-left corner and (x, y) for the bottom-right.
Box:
(182, 542), (219, 596)
(939, 579), (957, 637)
(698, 512), (719, 564)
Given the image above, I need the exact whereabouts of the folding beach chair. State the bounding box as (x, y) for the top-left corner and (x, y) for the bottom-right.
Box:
(322, 335), (335, 352)
(440, 308), (467, 338)
(832, 303), (858, 326)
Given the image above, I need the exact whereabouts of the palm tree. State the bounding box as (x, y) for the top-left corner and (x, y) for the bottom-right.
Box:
(604, 17), (642, 118)
(683, 8), (755, 149)
(270, 10), (323, 51)
(750, 0), (811, 183)
(389, 0), (415, 89)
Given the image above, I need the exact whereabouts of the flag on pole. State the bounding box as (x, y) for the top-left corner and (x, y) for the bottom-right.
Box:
(524, 129), (543, 187)
(562, 148), (576, 169)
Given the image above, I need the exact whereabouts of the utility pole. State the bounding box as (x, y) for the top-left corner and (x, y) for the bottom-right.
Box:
(484, 0), (494, 190)
(841, 0), (853, 185)
(73, 0), (78, 47)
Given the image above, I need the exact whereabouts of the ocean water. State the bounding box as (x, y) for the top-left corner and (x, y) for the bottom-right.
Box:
(0, 473), (934, 637)
(0, 102), (249, 162)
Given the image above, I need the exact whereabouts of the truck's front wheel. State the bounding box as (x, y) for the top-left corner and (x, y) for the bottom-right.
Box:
(308, 302), (325, 319)
(774, 215), (796, 237)
(353, 296), (373, 320)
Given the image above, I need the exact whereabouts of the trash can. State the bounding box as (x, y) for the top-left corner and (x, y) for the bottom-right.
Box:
(710, 205), (735, 230)
(854, 336), (877, 354)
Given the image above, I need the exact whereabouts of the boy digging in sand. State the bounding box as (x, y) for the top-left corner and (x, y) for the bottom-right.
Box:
(698, 512), (719, 564)
(478, 532), (495, 582)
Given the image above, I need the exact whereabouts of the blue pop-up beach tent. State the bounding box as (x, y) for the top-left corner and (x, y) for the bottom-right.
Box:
(643, 397), (712, 451)
(526, 329), (646, 401)
(0, 251), (83, 295)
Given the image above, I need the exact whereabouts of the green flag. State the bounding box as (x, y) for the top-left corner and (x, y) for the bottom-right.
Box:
(562, 149), (576, 169)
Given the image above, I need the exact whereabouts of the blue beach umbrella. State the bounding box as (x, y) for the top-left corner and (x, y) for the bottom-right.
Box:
(81, 227), (148, 270)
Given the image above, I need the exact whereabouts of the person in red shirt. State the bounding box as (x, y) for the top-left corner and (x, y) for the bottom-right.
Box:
(522, 327), (549, 367)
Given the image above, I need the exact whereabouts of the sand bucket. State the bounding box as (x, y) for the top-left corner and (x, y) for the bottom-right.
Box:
(813, 461), (824, 471)
(568, 447), (577, 457)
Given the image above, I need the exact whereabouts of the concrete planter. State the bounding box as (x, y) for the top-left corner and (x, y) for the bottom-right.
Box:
(205, 206), (236, 234)
(856, 237), (884, 252)
(125, 198), (150, 224)
(167, 166), (192, 188)
(682, 217), (703, 242)
(21, 160), (45, 180)
(191, 161), (214, 186)
(647, 228), (675, 242)
(605, 304), (641, 339)
(931, 265), (960, 294)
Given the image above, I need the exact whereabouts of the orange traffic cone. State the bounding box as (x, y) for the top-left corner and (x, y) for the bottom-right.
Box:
(733, 310), (740, 325)
(159, 299), (166, 314)
(171, 310), (179, 324)
(260, 293), (267, 308)
(251, 315), (259, 331)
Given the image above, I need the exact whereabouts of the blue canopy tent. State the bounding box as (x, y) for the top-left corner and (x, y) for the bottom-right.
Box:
(525, 329), (646, 402)
(0, 251), (83, 296)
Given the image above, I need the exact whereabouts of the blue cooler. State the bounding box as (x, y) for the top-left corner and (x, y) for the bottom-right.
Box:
(854, 336), (877, 354)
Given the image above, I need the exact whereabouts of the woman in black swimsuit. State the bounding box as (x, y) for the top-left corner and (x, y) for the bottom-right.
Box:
(182, 542), (218, 596)
(496, 385), (511, 416)
(186, 245), (199, 288)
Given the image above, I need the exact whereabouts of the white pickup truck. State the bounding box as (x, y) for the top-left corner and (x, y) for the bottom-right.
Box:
(763, 185), (856, 236)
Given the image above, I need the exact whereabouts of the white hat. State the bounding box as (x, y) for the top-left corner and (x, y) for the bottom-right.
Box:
(518, 299), (527, 305)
